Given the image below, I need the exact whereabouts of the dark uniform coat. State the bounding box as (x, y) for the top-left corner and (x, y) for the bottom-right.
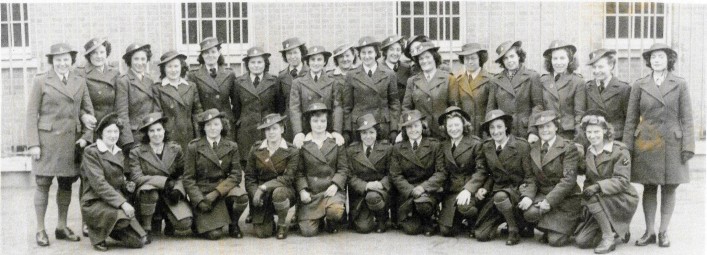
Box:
(622, 73), (694, 184)
(26, 70), (94, 176)
(343, 65), (401, 135)
(187, 66), (237, 139)
(183, 138), (243, 233)
(115, 70), (160, 146)
(80, 143), (146, 245)
(584, 77), (631, 141)
(449, 69), (492, 136)
(278, 66), (310, 140)
(289, 73), (344, 134)
(77, 64), (120, 128)
(439, 135), (486, 227)
(529, 136), (581, 235)
(346, 141), (393, 221)
(244, 140), (299, 224)
(575, 142), (638, 238)
(233, 73), (284, 159)
(402, 70), (454, 138)
(153, 80), (203, 150)
(296, 135), (349, 220)
(486, 66), (544, 137)
(128, 142), (191, 220)
(537, 72), (586, 138)
(389, 137), (446, 221)
(379, 61), (412, 104)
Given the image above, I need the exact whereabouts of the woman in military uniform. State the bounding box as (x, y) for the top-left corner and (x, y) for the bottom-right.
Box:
(183, 109), (249, 240)
(583, 49), (630, 143)
(390, 110), (445, 236)
(327, 43), (356, 84)
(346, 113), (393, 234)
(522, 110), (581, 247)
(277, 37), (309, 141)
(437, 106), (484, 238)
(469, 110), (536, 245)
(81, 113), (147, 251)
(379, 35), (411, 104)
(152, 50), (203, 151)
(79, 38), (119, 128)
(244, 113), (299, 239)
(449, 43), (491, 137)
(575, 113), (637, 254)
(295, 103), (349, 237)
(128, 112), (192, 243)
(27, 43), (94, 247)
(624, 44), (695, 248)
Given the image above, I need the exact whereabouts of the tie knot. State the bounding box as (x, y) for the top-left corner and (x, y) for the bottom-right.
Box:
(212, 141), (218, 149)
(290, 68), (298, 77)
(393, 64), (398, 72)
(368, 69), (373, 77)
(210, 68), (217, 78)
(554, 74), (561, 82)
(413, 141), (418, 150)
(314, 75), (318, 82)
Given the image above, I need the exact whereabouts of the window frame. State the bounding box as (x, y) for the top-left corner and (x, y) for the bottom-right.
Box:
(603, 1), (670, 49)
(396, 1), (464, 53)
(0, 3), (31, 59)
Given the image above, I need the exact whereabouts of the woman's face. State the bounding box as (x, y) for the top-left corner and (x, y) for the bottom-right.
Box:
(489, 119), (508, 143)
(502, 48), (520, 70)
(248, 56), (265, 75)
(52, 53), (72, 75)
(585, 124), (606, 147)
(308, 54), (325, 73)
(165, 58), (182, 80)
(204, 118), (223, 140)
(202, 47), (221, 66)
(101, 124), (120, 147)
(650, 51), (668, 72)
(310, 113), (328, 134)
(89, 45), (107, 67)
(147, 122), (165, 144)
(418, 51), (437, 72)
(264, 123), (284, 143)
(130, 50), (148, 73)
(359, 46), (377, 67)
(538, 122), (558, 143)
(385, 43), (402, 64)
(286, 48), (302, 67)
(405, 120), (423, 141)
(360, 127), (377, 147)
(445, 117), (465, 140)
(463, 53), (480, 72)
(551, 49), (569, 74)
(592, 57), (613, 81)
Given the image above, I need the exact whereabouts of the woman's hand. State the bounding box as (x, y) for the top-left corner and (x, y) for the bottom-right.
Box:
(76, 139), (88, 148)
(197, 201), (212, 212)
(324, 184), (338, 197)
(412, 186), (425, 198)
(518, 197), (533, 210)
(538, 199), (551, 210)
(527, 134), (539, 144)
(456, 189), (472, 205)
(120, 202), (136, 218)
(253, 188), (265, 207)
(29, 147), (41, 160)
(331, 132), (345, 146)
(293, 133), (306, 148)
(299, 190), (312, 203)
(394, 133), (403, 143)
(81, 114), (97, 130)
(475, 188), (487, 200)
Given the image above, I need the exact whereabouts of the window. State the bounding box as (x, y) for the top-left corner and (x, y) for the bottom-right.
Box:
(180, 2), (248, 46)
(604, 2), (668, 47)
(1, 67), (37, 157)
(397, 1), (461, 42)
(1, 3), (29, 49)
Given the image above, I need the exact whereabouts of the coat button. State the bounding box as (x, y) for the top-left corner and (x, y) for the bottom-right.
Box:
(170, 105), (174, 109)
(309, 96), (312, 100)
(427, 97), (431, 101)
(98, 91), (102, 95)
(215, 95), (220, 99)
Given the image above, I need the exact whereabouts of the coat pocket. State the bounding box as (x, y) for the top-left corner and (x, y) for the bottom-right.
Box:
(674, 130), (683, 139)
(38, 121), (53, 131)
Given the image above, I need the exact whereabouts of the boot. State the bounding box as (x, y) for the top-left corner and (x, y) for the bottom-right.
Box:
(594, 236), (616, 254)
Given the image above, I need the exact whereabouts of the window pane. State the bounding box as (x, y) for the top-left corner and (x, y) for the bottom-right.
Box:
(453, 17), (459, 40)
(643, 16), (651, 38)
(181, 3), (185, 18)
(1, 4), (6, 21)
(23, 3), (27, 21)
(187, 3), (196, 18)
(414, 17), (424, 35)
(215, 3), (227, 17)
(232, 20), (240, 43)
(242, 20), (248, 43)
(12, 23), (21, 46)
(242, 2), (247, 17)
(656, 16), (664, 38)
(634, 17), (642, 38)
(444, 1), (450, 14)
(634, 2), (642, 14)
(401, 2), (410, 15)
(605, 16), (616, 38)
(216, 20), (227, 43)
(429, 17), (437, 40)
(181, 21), (187, 44)
(11, 3), (20, 21)
(650, 3), (655, 14)
(413, 1), (424, 15)
(606, 2), (615, 14)
(188, 20), (197, 43)
(202, 20), (213, 38)
(618, 2), (629, 13)
(201, 3), (212, 18)
(444, 17), (450, 40)
(401, 18), (410, 37)
(429, 1), (437, 15)
(657, 3), (664, 14)
(1, 24), (8, 47)
(618, 16), (628, 38)
(24, 23), (28, 46)
(452, 1), (459, 14)
(232, 2), (240, 18)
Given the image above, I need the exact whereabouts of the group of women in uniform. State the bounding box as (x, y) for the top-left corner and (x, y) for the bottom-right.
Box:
(26, 33), (695, 254)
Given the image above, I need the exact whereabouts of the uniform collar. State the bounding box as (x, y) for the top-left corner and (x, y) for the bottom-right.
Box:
(310, 70), (323, 80)
(409, 137), (422, 147)
(363, 63), (378, 74)
(494, 136), (510, 149)
(206, 136), (221, 146)
(250, 72), (262, 83)
(467, 68), (481, 79)
(304, 132), (333, 141)
(450, 136), (463, 147)
(362, 142), (374, 151)
(289, 63), (303, 72)
(54, 70), (69, 80)
(385, 61), (396, 70)
(161, 77), (189, 88)
(589, 141), (614, 156)
(259, 139), (288, 149)
(541, 136), (556, 148)
(96, 139), (122, 155)
(423, 69), (437, 81)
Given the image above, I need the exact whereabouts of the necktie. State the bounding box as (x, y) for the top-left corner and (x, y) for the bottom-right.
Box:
(412, 141), (418, 151)
(290, 68), (298, 78)
(452, 142), (457, 153)
(598, 81), (604, 93)
(468, 74), (473, 82)
(62, 75), (67, 85)
(368, 69), (373, 77)
(314, 75), (318, 82)
(554, 74), (561, 82)
(393, 64), (399, 72)
(210, 68), (217, 78)
(496, 145), (502, 155)
(541, 142), (549, 158)
(253, 75), (260, 87)
(366, 146), (372, 158)
(212, 141), (218, 150)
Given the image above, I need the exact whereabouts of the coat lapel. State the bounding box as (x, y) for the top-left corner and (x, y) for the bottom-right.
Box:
(368, 144), (386, 166)
(127, 70), (155, 99)
(495, 73), (516, 97)
(197, 66), (221, 92)
(444, 141), (457, 167)
(103, 151), (125, 169)
(85, 65), (116, 87)
(543, 75), (560, 100)
(640, 76), (665, 105)
(239, 75), (260, 97)
(415, 138), (433, 162)
(65, 71), (82, 99)
(530, 142), (542, 170)
(319, 138), (336, 159)
(45, 71), (74, 99)
(587, 81), (607, 109)
(453, 137), (473, 160)
(511, 66), (531, 90)
(256, 74), (277, 95)
(302, 142), (328, 163)
(400, 142), (425, 168)
(484, 142), (506, 172)
(660, 73), (679, 96)
(301, 74), (329, 98)
(158, 84), (186, 106)
(197, 140), (221, 167)
(255, 148), (277, 172)
(542, 137), (566, 166)
(353, 146), (376, 170)
(601, 77), (622, 102)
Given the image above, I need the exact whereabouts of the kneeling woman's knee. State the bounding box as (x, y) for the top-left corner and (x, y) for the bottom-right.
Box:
(172, 217), (193, 231)
(492, 192), (509, 203)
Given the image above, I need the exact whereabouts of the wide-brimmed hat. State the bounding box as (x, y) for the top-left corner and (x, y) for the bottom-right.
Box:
(480, 109), (513, 133)
(410, 41), (440, 57)
(587, 49), (617, 65)
(257, 113), (288, 130)
(46, 43), (78, 57)
(83, 38), (107, 55)
(198, 37), (221, 52)
(356, 113), (379, 131)
(381, 35), (404, 50)
(642, 43), (677, 61)
(196, 108), (225, 123)
(438, 106), (470, 125)
(95, 112), (122, 137)
(122, 43), (150, 60)
(399, 110), (426, 128)
(304, 102), (331, 114)
(543, 40), (577, 57)
(280, 37), (306, 52)
(495, 40), (522, 62)
(404, 34), (429, 59)
(530, 110), (558, 127)
(303, 46), (332, 60)
(138, 112), (168, 131)
(158, 50), (187, 65)
(242, 46), (271, 63)
(331, 43), (354, 59)
(457, 43), (486, 56)
(355, 36), (380, 50)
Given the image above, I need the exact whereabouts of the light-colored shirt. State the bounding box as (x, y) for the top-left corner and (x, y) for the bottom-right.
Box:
(409, 137), (422, 148)
(494, 136), (510, 150)
(250, 73), (262, 83)
(363, 63), (378, 75)
(467, 68), (481, 81)
(161, 77), (189, 89)
(541, 136), (556, 150)
(589, 141), (614, 156)
(96, 139), (122, 155)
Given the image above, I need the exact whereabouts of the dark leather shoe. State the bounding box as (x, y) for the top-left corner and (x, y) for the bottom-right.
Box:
(82, 223), (89, 237)
(276, 226), (288, 239)
(635, 233), (656, 246)
(151, 220), (162, 235)
(506, 231), (520, 245)
(93, 241), (108, 251)
(539, 232), (549, 244)
(658, 232), (670, 247)
(228, 224), (243, 238)
(36, 230), (50, 247)
(245, 214), (253, 224)
(144, 232), (152, 245)
(594, 237), (616, 254)
(55, 227), (80, 241)
(376, 222), (387, 233)
(203, 229), (223, 240)
(520, 226), (535, 238)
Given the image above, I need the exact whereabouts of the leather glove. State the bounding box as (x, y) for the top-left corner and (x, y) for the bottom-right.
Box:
(681, 151), (694, 164)
(583, 184), (601, 199)
(197, 201), (212, 212)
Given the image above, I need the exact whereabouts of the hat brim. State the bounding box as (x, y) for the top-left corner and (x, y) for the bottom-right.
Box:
(46, 50), (78, 57)
(587, 50), (617, 65)
(256, 115), (288, 130)
(399, 115), (426, 129)
(456, 48), (486, 56)
(381, 37), (404, 49)
(279, 42), (305, 53)
(243, 53), (272, 63)
(354, 42), (381, 50)
(480, 115), (513, 134)
(356, 122), (379, 131)
(199, 42), (222, 52)
(304, 51), (332, 60)
(84, 39), (107, 55)
(138, 116), (168, 132)
(438, 109), (471, 126)
(411, 46), (440, 57)
(530, 117), (557, 127)
(495, 41), (522, 62)
(641, 47), (677, 61)
(543, 45), (576, 57)
(158, 54), (187, 65)
(122, 44), (151, 60)
(198, 112), (226, 123)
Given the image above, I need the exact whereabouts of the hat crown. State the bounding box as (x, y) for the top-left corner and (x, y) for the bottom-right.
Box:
(50, 43), (73, 54)
(462, 43), (480, 51)
(160, 50), (178, 61)
(305, 102), (329, 113)
(357, 36), (377, 47)
(282, 37), (303, 49)
(484, 109), (507, 122)
(496, 41), (512, 54)
(356, 113), (378, 128)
